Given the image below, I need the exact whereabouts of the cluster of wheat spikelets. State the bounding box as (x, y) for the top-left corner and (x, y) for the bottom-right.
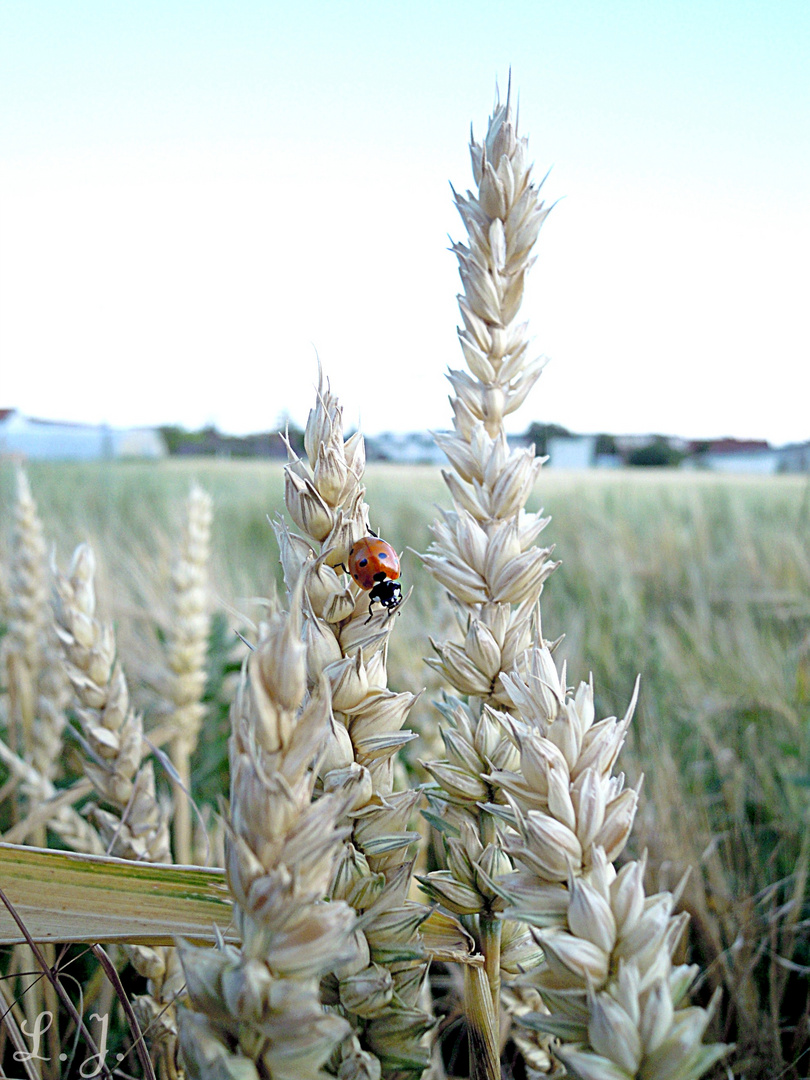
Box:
(0, 86), (728, 1080)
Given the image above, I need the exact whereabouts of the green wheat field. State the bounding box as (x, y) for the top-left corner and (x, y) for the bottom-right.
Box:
(2, 458), (808, 1077)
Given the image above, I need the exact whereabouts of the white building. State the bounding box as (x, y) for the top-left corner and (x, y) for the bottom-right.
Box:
(370, 431), (446, 465)
(702, 449), (780, 474)
(687, 439), (780, 475)
(778, 441), (810, 472)
(0, 410), (165, 460)
(546, 435), (597, 469)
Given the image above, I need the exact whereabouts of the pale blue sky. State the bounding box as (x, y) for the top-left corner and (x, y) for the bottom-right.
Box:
(2, 1), (808, 442)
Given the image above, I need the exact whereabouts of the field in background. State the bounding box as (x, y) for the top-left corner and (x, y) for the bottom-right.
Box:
(2, 458), (809, 1073)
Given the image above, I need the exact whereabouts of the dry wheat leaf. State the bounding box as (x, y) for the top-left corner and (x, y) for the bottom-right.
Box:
(0, 843), (236, 946)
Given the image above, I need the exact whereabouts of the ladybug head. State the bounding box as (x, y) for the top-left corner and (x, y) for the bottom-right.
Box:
(369, 578), (402, 610)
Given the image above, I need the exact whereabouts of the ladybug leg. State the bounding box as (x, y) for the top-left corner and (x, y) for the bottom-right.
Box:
(365, 582), (380, 624)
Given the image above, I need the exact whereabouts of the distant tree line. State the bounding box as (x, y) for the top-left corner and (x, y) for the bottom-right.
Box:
(159, 423), (304, 458)
(524, 422), (572, 456)
(159, 421), (688, 467)
(526, 425), (686, 467)
(624, 437), (684, 467)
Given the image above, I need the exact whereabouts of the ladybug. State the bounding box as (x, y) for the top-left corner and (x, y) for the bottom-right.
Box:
(347, 536), (403, 622)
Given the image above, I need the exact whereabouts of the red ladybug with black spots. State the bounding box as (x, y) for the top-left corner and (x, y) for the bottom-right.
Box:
(347, 536), (403, 622)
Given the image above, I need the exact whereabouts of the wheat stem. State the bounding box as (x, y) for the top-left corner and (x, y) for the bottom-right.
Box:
(478, 808), (501, 1017)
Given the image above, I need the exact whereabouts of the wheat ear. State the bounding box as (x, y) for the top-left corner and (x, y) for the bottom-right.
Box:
(1, 472), (76, 841)
(0, 475), (84, 1061)
(4, 470), (71, 780)
(5, 470), (48, 676)
(417, 84), (556, 1073)
(0, 740), (102, 852)
(482, 649), (729, 1078)
(422, 85), (727, 1076)
(277, 373), (434, 1080)
(176, 586), (355, 1080)
(1, 471), (84, 1061)
(166, 483), (213, 865)
(53, 542), (171, 862)
(53, 541), (185, 1078)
